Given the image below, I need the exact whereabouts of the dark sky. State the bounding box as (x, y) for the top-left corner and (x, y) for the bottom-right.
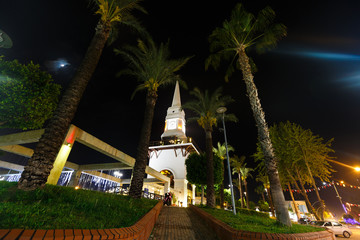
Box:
(1, 0), (360, 218)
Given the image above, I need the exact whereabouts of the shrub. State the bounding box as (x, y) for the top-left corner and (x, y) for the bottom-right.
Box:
(258, 200), (269, 212)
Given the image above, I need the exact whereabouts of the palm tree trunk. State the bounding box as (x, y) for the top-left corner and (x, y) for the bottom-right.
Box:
(266, 187), (275, 217)
(304, 161), (325, 220)
(238, 47), (291, 226)
(129, 91), (157, 198)
(220, 174), (225, 209)
(288, 183), (301, 220)
(238, 173), (244, 208)
(294, 167), (321, 220)
(287, 168), (318, 219)
(18, 21), (111, 190)
(205, 129), (215, 208)
(201, 184), (204, 205)
(244, 179), (250, 209)
(297, 138), (325, 220)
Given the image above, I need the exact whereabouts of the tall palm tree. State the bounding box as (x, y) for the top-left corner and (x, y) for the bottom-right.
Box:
(115, 36), (191, 198)
(239, 165), (253, 209)
(213, 142), (234, 209)
(183, 87), (235, 207)
(231, 155), (246, 208)
(18, 0), (145, 190)
(206, 3), (290, 225)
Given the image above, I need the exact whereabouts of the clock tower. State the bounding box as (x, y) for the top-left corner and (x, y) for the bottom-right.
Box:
(145, 81), (199, 207)
(161, 81), (186, 141)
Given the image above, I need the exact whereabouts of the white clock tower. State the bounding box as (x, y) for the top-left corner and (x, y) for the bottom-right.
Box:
(145, 81), (199, 207)
(161, 81), (186, 141)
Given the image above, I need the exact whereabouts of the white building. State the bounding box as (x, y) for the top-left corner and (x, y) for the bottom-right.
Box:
(286, 200), (310, 221)
(145, 81), (199, 207)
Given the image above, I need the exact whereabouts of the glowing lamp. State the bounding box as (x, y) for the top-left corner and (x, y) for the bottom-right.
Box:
(355, 167), (360, 172)
(75, 186), (80, 190)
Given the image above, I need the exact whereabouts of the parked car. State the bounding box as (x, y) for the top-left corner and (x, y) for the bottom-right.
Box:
(298, 217), (311, 224)
(312, 221), (352, 238)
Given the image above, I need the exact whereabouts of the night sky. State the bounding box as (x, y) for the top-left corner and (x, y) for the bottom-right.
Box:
(1, 0), (360, 218)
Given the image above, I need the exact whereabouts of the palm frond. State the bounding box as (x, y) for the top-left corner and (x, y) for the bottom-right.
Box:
(183, 87), (235, 131)
(115, 34), (190, 98)
(207, 3), (286, 80)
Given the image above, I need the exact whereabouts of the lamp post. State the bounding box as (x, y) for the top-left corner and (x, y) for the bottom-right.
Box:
(332, 181), (346, 213)
(217, 107), (236, 215)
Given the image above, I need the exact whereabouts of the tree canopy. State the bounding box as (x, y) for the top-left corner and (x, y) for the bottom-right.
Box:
(254, 121), (335, 220)
(254, 121), (335, 185)
(185, 152), (223, 186)
(0, 58), (61, 130)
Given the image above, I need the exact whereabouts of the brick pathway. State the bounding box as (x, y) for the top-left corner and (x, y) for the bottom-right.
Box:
(149, 206), (218, 240)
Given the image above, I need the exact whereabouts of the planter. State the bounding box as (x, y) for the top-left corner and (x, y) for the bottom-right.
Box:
(0, 201), (163, 240)
(189, 205), (335, 240)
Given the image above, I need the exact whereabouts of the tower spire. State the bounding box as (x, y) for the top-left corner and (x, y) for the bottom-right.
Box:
(171, 81), (181, 107)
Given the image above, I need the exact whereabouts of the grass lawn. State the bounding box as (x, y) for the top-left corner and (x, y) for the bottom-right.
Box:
(201, 207), (325, 234)
(0, 181), (158, 229)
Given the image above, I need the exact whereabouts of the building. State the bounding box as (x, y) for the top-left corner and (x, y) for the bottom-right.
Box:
(145, 81), (199, 207)
(286, 200), (310, 221)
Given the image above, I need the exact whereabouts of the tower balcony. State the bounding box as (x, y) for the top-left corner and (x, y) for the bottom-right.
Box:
(149, 137), (200, 151)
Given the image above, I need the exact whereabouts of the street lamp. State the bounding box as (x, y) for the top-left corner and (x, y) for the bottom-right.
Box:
(355, 167), (360, 185)
(332, 181), (346, 213)
(217, 106), (236, 215)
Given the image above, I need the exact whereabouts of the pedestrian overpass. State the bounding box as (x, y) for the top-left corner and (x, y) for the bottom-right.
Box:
(0, 125), (170, 193)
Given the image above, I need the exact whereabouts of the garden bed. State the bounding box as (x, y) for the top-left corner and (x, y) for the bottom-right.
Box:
(190, 205), (335, 240)
(0, 182), (163, 240)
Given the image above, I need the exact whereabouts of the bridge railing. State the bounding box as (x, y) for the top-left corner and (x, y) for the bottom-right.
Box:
(106, 186), (164, 200)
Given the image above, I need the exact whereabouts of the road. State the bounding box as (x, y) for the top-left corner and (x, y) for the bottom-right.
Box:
(336, 226), (360, 239)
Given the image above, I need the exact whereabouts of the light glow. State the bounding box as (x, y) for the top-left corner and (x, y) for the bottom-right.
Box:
(114, 171), (123, 178)
(177, 119), (182, 130)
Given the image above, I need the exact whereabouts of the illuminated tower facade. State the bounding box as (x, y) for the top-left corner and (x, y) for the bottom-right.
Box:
(146, 81), (198, 207)
(161, 81), (186, 142)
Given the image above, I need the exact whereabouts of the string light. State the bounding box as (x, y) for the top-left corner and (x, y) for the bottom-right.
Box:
(283, 180), (360, 192)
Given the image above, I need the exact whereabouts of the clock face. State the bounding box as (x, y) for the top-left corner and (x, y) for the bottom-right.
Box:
(168, 119), (176, 130)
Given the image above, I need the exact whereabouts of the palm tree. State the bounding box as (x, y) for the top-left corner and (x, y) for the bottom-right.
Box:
(115, 36), (191, 198)
(239, 165), (253, 209)
(18, 0), (145, 190)
(206, 3), (290, 225)
(254, 184), (266, 202)
(183, 87), (235, 207)
(256, 173), (275, 217)
(231, 155), (246, 208)
(213, 142), (234, 208)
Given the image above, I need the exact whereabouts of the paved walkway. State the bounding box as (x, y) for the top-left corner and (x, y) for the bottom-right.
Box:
(149, 206), (218, 240)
